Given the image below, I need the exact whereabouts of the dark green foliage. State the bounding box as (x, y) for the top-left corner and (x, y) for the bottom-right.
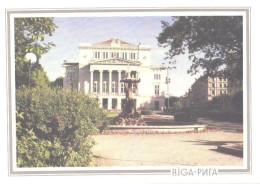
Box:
(210, 94), (233, 112)
(158, 17), (243, 82)
(205, 91), (243, 122)
(232, 90), (243, 112)
(165, 96), (182, 114)
(205, 110), (243, 123)
(16, 86), (107, 167)
(15, 17), (57, 88)
(174, 108), (199, 123)
(190, 91), (243, 122)
(51, 76), (63, 88)
(141, 110), (154, 115)
(209, 91), (243, 112)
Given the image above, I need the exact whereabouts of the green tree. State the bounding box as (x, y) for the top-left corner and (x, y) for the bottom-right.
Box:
(157, 16), (243, 83)
(51, 76), (63, 88)
(16, 86), (107, 167)
(15, 17), (57, 88)
(30, 63), (50, 87)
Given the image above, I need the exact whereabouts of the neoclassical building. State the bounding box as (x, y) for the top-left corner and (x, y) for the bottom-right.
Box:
(62, 38), (167, 110)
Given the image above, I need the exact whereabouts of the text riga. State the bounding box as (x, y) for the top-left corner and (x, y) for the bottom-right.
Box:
(172, 168), (218, 176)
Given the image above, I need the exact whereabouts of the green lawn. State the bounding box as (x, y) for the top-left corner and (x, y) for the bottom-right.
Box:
(105, 111), (119, 121)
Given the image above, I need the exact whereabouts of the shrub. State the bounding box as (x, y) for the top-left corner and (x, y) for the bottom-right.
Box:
(174, 108), (198, 122)
(210, 94), (233, 112)
(16, 86), (107, 167)
(167, 107), (174, 113)
(232, 90), (243, 112)
(206, 110), (243, 122)
(141, 110), (153, 115)
(16, 112), (54, 167)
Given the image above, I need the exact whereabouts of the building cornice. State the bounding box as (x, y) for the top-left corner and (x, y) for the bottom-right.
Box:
(79, 46), (151, 51)
(89, 58), (141, 66)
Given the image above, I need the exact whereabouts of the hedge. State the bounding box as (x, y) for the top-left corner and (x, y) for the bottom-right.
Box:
(205, 110), (243, 122)
(141, 110), (153, 115)
(16, 86), (107, 167)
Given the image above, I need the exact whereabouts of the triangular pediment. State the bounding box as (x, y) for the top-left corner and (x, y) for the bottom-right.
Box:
(89, 58), (141, 65)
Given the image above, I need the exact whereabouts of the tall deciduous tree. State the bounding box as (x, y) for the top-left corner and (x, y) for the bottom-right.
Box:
(51, 76), (63, 88)
(157, 16), (243, 83)
(15, 17), (57, 88)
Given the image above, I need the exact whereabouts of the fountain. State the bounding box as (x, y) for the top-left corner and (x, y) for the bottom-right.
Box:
(113, 68), (146, 126)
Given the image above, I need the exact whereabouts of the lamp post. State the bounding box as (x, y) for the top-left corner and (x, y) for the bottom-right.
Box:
(161, 61), (176, 110)
(24, 53), (37, 87)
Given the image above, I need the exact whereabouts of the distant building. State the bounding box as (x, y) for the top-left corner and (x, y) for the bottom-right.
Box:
(180, 77), (229, 107)
(179, 89), (192, 108)
(62, 38), (167, 110)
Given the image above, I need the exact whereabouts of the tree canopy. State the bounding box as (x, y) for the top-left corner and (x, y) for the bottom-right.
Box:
(51, 76), (63, 88)
(157, 16), (243, 83)
(15, 17), (57, 88)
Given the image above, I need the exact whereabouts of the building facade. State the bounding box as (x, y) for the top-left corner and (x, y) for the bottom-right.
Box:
(180, 77), (229, 107)
(62, 38), (167, 110)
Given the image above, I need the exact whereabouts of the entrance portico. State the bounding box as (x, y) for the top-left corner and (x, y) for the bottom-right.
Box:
(63, 38), (167, 111)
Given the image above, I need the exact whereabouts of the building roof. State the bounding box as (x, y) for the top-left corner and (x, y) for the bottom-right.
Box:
(61, 62), (79, 67)
(94, 38), (134, 46)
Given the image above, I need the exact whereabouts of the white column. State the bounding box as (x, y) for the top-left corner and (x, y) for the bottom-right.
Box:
(78, 82), (80, 91)
(90, 70), (93, 93)
(118, 70), (121, 94)
(99, 70), (103, 94)
(117, 98), (121, 110)
(109, 70), (112, 94)
(108, 98), (112, 110)
(84, 81), (88, 94)
(136, 71), (140, 95)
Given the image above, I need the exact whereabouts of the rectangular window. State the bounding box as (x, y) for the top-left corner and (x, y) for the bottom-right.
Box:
(154, 74), (161, 80)
(103, 81), (107, 93)
(112, 82), (116, 94)
(155, 85), (160, 95)
(212, 90), (215, 95)
(121, 82), (125, 93)
(93, 81), (98, 93)
(131, 83), (136, 93)
(125, 53), (127, 59)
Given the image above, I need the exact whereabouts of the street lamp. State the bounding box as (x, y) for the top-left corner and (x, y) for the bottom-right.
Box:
(24, 53), (37, 87)
(161, 61), (176, 110)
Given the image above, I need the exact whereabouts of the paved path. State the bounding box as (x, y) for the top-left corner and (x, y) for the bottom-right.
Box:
(198, 118), (243, 133)
(92, 131), (243, 167)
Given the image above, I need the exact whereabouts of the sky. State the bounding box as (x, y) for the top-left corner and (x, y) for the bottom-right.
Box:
(40, 16), (201, 97)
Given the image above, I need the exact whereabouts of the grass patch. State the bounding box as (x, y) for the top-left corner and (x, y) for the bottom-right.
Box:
(105, 111), (119, 121)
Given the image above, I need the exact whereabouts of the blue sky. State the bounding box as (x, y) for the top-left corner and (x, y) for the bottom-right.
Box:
(40, 16), (200, 96)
